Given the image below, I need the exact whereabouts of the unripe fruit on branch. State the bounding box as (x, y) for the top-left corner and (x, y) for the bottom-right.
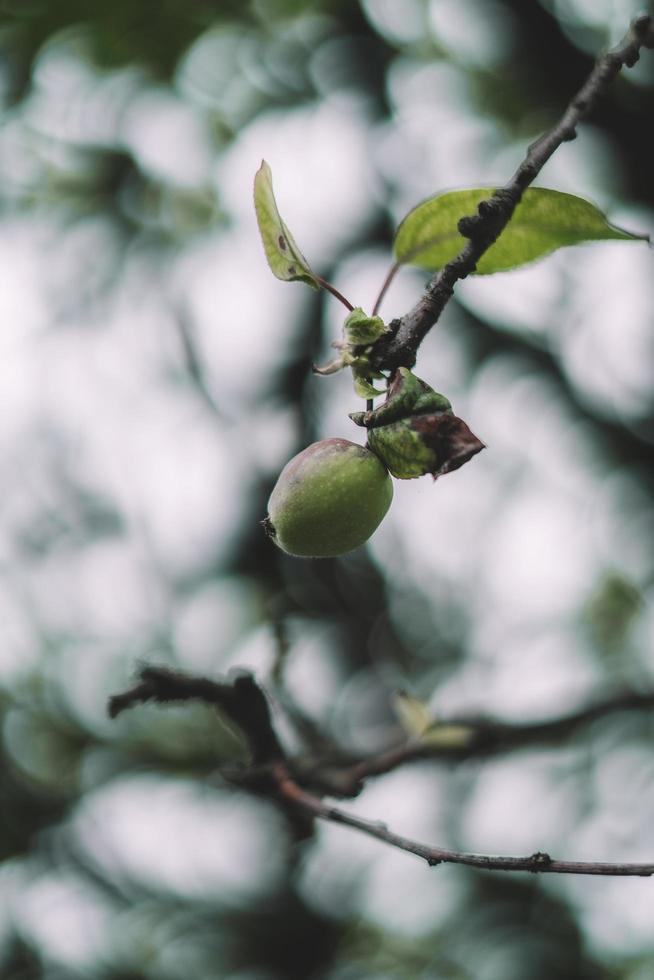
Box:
(264, 439), (393, 558)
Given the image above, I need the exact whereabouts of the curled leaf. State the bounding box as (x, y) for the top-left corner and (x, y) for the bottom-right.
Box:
(369, 411), (485, 480)
(352, 368), (484, 479)
(254, 160), (319, 288)
(344, 308), (388, 346)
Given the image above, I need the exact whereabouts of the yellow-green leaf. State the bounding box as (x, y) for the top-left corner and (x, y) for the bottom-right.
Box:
(421, 723), (474, 749)
(254, 160), (319, 288)
(394, 690), (433, 738)
(394, 187), (647, 275)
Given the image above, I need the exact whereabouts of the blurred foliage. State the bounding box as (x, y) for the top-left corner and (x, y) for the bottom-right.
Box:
(0, 1), (653, 979)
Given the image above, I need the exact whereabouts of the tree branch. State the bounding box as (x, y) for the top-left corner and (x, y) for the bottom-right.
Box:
(271, 761), (654, 877)
(108, 665), (284, 766)
(109, 667), (654, 878)
(373, 13), (654, 371)
(323, 690), (654, 794)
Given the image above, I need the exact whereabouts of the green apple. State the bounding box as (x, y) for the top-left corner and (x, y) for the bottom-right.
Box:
(264, 438), (393, 558)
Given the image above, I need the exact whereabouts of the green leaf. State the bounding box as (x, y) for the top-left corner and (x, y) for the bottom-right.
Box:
(393, 187), (646, 275)
(254, 160), (319, 288)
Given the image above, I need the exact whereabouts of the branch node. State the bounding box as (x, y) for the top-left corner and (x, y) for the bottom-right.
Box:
(529, 851), (552, 871)
(457, 214), (480, 239)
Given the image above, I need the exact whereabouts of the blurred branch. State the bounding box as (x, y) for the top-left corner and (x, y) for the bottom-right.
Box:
(172, 303), (226, 421)
(109, 667), (654, 878)
(373, 13), (654, 371)
(322, 689), (654, 795)
(109, 665), (284, 765)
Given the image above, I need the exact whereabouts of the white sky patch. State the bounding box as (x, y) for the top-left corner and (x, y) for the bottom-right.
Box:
(27, 31), (142, 148)
(299, 766), (458, 933)
(560, 744), (654, 958)
(348, 766), (461, 935)
(72, 775), (286, 903)
(281, 619), (347, 723)
(428, 0), (516, 68)
(176, 25), (263, 122)
(16, 870), (114, 973)
(0, 218), (50, 346)
(121, 87), (215, 187)
(378, 59), (503, 213)
(31, 319), (244, 574)
(221, 623), (278, 679)
(558, 243), (654, 421)
(361, 846), (466, 936)
(465, 625), (601, 721)
(588, 471), (654, 582)
(462, 752), (579, 854)
(570, 873), (654, 961)
(478, 483), (597, 622)
(26, 539), (167, 641)
(457, 254), (567, 337)
(543, 0), (646, 54)
(633, 594), (654, 682)
(179, 229), (306, 409)
(174, 577), (261, 673)
(0, 587), (40, 683)
(361, 0), (427, 46)
(492, 126), (627, 204)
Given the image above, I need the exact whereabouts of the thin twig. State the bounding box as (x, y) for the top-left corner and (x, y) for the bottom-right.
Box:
(272, 762), (654, 877)
(373, 14), (654, 371)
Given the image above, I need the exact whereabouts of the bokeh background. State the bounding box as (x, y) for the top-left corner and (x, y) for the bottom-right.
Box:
(1, 1), (653, 977)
